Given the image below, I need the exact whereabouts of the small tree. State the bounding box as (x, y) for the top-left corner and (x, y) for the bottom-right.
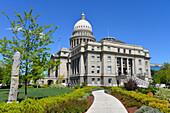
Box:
(124, 78), (138, 91)
(0, 8), (60, 99)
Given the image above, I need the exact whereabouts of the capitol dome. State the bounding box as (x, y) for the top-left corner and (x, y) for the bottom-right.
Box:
(74, 13), (92, 32)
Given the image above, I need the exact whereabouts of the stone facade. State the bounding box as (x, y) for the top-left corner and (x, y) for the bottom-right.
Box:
(47, 13), (152, 86)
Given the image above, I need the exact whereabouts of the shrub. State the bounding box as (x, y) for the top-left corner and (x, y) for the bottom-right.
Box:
(74, 84), (81, 89)
(147, 92), (154, 97)
(155, 88), (170, 102)
(81, 82), (87, 88)
(135, 105), (162, 113)
(49, 84), (66, 89)
(124, 78), (138, 91)
(109, 87), (169, 113)
(0, 87), (92, 112)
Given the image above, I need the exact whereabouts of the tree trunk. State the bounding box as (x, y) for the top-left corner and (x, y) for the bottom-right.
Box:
(25, 78), (27, 99)
(25, 62), (28, 99)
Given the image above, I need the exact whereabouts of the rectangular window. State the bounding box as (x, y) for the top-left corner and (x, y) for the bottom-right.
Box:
(138, 50), (140, 54)
(97, 78), (100, 84)
(92, 46), (94, 51)
(129, 50), (131, 54)
(91, 56), (94, 61)
(146, 69), (148, 75)
(118, 48), (120, 53)
(123, 49), (126, 53)
(108, 56), (111, 62)
(145, 53), (147, 56)
(97, 56), (100, 62)
(64, 52), (66, 54)
(92, 78), (95, 84)
(97, 66), (100, 73)
(91, 66), (95, 73)
(107, 66), (111, 73)
(108, 78), (112, 84)
(145, 61), (148, 66)
(97, 47), (99, 51)
(139, 60), (141, 65)
(139, 68), (142, 74)
(108, 46), (110, 51)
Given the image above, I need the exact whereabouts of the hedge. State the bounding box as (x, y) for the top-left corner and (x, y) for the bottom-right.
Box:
(108, 87), (170, 113)
(0, 88), (92, 113)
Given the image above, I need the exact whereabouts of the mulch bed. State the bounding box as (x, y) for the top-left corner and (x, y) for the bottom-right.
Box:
(110, 94), (138, 113)
(85, 95), (94, 112)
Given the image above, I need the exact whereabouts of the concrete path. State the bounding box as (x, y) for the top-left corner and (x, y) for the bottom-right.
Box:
(86, 90), (128, 113)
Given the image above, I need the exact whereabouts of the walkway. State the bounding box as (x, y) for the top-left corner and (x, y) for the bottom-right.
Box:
(86, 90), (128, 113)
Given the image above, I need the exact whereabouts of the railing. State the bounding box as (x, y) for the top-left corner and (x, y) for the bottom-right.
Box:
(131, 76), (149, 88)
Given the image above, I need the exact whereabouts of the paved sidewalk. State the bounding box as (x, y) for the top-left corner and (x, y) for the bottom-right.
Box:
(86, 90), (128, 113)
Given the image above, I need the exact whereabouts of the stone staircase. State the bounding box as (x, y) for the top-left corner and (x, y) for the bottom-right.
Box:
(131, 76), (149, 88)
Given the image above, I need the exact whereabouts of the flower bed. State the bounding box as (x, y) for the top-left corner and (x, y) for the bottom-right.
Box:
(0, 88), (92, 113)
(105, 87), (170, 113)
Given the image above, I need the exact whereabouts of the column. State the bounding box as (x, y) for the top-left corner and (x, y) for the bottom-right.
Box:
(121, 58), (123, 75)
(115, 57), (118, 75)
(127, 58), (129, 75)
(132, 59), (135, 76)
(79, 38), (81, 44)
(79, 54), (85, 76)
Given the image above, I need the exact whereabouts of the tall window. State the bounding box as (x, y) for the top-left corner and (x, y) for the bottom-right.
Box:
(123, 49), (126, 53)
(146, 69), (148, 75)
(92, 78), (95, 84)
(108, 46), (110, 51)
(92, 46), (94, 51)
(91, 66), (95, 73)
(139, 60), (142, 65)
(97, 66), (100, 73)
(129, 50), (131, 54)
(108, 56), (111, 62)
(118, 48), (120, 53)
(97, 47), (99, 51)
(145, 53), (147, 56)
(139, 68), (142, 74)
(91, 56), (94, 61)
(107, 66), (111, 73)
(97, 56), (100, 62)
(145, 61), (148, 66)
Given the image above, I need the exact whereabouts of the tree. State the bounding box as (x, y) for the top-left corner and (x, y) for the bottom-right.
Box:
(0, 8), (60, 99)
(153, 63), (170, 85)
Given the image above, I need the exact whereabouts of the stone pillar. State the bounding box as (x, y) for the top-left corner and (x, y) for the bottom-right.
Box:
(85, 38), (87, 42)
(115, 57), (118, 75)
(79, 54), (85, 76)
(8, 51), (21, 103)
(132, 59), (135, 76)
(127, 58), (129, 75)
(121, 58), (124, 75)
(79, 38), (81, 44)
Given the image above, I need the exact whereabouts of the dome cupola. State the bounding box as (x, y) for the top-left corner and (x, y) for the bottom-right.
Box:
(74, 13), (92, 32)
(70, 13), (96, 49)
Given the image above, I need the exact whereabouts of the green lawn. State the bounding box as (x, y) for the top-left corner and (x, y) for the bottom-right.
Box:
(0, 88), (74, 103)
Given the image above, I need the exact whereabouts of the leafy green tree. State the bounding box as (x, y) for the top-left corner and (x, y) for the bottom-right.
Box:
(0, 61), (12, 85)
(0, 8), (60, 99)
(153, 63), (170, 85)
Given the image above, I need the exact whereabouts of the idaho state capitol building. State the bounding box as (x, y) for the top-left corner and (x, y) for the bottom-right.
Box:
(46, 13), (152, 87)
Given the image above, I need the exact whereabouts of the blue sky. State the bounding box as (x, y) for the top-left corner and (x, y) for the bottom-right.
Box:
(0, 0), (170, 64)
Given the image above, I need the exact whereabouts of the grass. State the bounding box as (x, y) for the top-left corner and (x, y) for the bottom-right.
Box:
(0, 88), (74, 103)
